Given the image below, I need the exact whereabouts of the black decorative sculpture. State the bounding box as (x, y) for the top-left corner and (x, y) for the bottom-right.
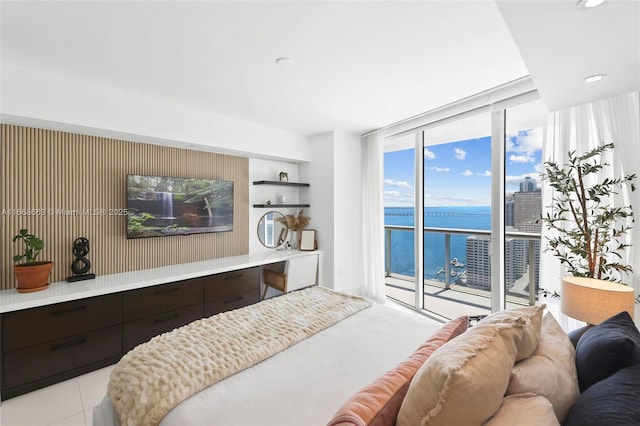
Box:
(66, 237), (96, 282)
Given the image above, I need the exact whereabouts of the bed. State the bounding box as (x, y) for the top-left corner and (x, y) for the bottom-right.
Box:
(94, 286), (640, 426)
(93, 286), (447, 426)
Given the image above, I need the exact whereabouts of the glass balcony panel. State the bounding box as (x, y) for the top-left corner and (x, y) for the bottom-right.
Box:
(384, 226), (539, 318)
(505, 237), (540, 306)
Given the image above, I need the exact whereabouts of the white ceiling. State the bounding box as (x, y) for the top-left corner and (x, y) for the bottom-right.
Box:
(497, 0), (640, 112)
(1, 1), (638, 136)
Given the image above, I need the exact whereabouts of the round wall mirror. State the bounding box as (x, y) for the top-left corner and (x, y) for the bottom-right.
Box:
(257, 211), (288, 249)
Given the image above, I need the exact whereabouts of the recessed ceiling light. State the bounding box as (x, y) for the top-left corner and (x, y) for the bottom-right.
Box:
(275, 57), (294, 68)
(577, 0), (605, 9)
(584, 74), (607, 83)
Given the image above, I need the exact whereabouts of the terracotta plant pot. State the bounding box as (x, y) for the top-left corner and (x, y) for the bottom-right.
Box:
(13, 261), (54, 293)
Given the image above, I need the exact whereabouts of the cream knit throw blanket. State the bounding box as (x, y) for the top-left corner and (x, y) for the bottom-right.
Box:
(107, 286), (372, 426)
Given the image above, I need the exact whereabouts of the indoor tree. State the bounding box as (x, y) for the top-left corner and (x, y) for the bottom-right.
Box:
(542, 143), (636, 282)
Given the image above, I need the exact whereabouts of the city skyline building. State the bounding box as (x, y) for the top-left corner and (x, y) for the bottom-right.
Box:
(465, 234), (527, 290)
(512, 177), (542, 291)
(520, 176), (537, 192)
(466, 177), (541, 292)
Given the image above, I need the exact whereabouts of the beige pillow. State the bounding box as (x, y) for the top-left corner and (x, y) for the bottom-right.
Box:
(397, 322), (524, 426)
(477, 304), (544, 361)
(507, 312), (579, 423)
(483, 393), (560, 426)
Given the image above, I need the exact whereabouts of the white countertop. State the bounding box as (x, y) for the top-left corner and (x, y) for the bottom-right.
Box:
(0, 250), (321, 313)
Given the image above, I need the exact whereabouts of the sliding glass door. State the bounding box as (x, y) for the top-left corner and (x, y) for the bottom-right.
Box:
(422, 111), (493, 318)
(382, 87), (546, 318)
(504, 98), (547, 307)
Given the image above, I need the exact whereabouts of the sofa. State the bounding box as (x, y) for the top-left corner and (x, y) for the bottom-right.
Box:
(328, 305), (640, 426)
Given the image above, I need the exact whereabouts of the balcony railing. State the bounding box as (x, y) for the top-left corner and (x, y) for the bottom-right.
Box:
(384, 225), (541, 312)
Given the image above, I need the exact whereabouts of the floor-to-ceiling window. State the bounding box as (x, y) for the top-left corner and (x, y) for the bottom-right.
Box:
(382, 80), (546, 318)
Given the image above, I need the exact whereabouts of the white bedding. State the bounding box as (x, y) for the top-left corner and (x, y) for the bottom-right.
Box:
(95, 302), (443, 426)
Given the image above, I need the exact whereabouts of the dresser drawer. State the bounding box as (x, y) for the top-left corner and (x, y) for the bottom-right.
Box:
(203, 267), (259, 301)
(124, 278), (203, 322)
(204, 288), (259, 317)
(2, 293), (122, 352)
(2, 325), (122, 390)
(123, 304), (202, 353)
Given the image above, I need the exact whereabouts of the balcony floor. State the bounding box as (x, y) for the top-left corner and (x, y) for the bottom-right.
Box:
(385, 276), (524, 319)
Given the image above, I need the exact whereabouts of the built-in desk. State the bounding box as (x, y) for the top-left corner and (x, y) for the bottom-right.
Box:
(0, 250), (321, 400)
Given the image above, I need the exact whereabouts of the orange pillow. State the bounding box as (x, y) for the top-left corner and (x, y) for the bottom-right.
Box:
(327, 316), (469, 426)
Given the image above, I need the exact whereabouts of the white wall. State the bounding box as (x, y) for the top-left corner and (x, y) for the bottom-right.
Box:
(300, 131), (363, 294)
(301, 132), (335, 288)
(0, 60), (310, 162)
(333, 131), (363, 295)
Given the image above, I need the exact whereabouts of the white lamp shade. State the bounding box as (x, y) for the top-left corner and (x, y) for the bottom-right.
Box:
(561, 276), (635, 325)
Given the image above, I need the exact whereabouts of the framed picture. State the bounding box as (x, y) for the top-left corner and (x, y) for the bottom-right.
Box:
(299, 229), (317, 251)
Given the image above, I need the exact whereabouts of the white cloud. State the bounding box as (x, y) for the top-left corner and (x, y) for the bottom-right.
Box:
(384, 180), (414, 206)
(384, 179), (412, 189)
(506, 128), (543, 154)
(461, 170), (490, 177)
(509, 153), (535, 163)
(454, 148), (467, 160)
(384, 190), (415, 207)
(426, 166), (450, 172)
(424, 148), (436, 160)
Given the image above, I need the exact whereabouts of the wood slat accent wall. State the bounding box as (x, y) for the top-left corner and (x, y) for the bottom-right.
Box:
(1, 124), (249, 290)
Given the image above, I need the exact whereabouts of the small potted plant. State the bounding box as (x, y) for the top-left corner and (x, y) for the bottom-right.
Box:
(12, 228), (54, 293)
(279, 171), (288, 182)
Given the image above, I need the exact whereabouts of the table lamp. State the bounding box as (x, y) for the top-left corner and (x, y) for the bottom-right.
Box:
(561, 276), (635, 346)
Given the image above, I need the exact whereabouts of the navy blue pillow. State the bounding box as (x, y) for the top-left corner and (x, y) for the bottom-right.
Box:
(575, 311), (640, 392)
(564, 364), (640, 426)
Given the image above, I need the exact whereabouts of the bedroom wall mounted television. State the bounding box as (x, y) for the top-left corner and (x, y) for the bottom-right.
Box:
(126, 174), (234, 239)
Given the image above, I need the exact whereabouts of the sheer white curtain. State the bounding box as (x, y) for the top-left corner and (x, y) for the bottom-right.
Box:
(361, 131), (386, 303)
(540, 92), (640, 299)
(592, 92), (640, 296)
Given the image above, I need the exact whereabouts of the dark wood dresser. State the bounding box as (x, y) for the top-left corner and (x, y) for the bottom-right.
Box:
(1, 266), (260, 400)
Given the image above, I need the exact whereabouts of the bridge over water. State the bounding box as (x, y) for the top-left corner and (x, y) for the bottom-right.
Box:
(385, 211), (489, 217)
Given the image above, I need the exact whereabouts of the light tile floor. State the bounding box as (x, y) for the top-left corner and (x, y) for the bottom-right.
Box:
(0, 364), (114, 426)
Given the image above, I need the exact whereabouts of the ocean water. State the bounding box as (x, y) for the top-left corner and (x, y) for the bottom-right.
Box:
(385, 206), (491, 280)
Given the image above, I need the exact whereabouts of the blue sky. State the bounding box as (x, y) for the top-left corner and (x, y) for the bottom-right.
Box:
(384, 129), (543, 207)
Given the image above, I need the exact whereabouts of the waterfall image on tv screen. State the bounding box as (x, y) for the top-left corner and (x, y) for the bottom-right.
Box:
(126, 174), (234, 239)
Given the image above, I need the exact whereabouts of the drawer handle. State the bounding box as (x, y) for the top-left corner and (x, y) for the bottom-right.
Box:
(154, 313), (180, 323)
(51, 337), (87, 351)
(154, 287), (180, 295)
(50, 305), (87, 317)
(224, 274), (243, 281)
(224, 296), (243, 305)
